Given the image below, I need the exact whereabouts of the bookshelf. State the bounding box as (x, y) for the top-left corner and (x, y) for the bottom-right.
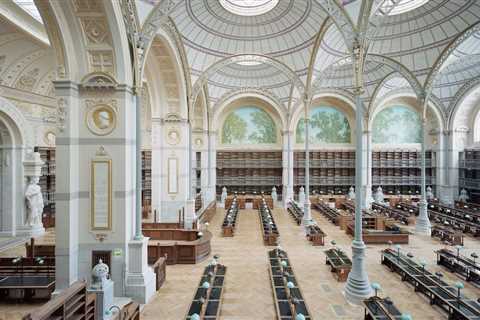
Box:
(372, 149), (436, 194)
(459, 149), (480, 203)
(142, 150), (152, 212)
(293, 149), (436, 196)
(216, 151), (283, 198)
(293, 150), (355, 194)
(34, 147), (56, 228)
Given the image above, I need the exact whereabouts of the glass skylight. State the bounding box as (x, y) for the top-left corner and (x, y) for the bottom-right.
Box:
(379, 0), (430, 15)
(219, 0), (279, 16)
(13, 0), (43, 23)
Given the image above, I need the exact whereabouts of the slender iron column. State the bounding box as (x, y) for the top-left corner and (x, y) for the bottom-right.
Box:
(416, 114), (432, 234)
(303, 97), (312, 223)
(134, 91), (143, 240)
(344, 44), (371, 303)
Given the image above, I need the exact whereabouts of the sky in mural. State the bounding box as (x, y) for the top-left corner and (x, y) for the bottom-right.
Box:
(296, 106), (351, 144)
(372, 105), (421, 143)
(222, 106), (277, 144)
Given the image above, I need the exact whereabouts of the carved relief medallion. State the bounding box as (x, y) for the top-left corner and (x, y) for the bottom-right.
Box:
(166, 127), (181, 145)
(86, 100), (117, 136)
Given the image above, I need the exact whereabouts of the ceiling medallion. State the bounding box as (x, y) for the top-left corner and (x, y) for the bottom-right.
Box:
(218, 0), (279, 16)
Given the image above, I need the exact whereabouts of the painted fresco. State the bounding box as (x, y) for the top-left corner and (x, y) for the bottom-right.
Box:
(372, 105), (421, 144)
(296, 106), (351, 144)
(222, 106), (277, 144)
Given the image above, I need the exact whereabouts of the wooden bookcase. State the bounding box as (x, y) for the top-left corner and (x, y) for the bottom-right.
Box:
(142, 150), (152, 214)
(216, 151), (283, 199)
(293, 150), (355, 195)
(22, 281), (96, 320)
(34, 147), (56, 228)
(459, 149), (480, 203)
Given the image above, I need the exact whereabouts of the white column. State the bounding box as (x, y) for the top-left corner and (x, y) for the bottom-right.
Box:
(302, 97), (313, 225)
(344, 58), (372, 303)
(363, 129), (373, 209)
(207, 130), (217, 203)
(416, 117), (432, 235)
(53, 81), (80, 292)
(446, 128), (469, 204)
(151, 119), (162, 222)
(199, 131), (209, 206)
(282, 130), (294, 207)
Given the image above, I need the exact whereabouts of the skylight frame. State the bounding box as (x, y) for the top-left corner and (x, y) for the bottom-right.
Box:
(219, 0), (279, 16)
(379, 0), (430, 16)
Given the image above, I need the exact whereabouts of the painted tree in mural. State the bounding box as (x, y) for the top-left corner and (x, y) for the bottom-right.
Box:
(249, 109), (276, 143)
(222, 106), (277, 144)
(372, 106), (421, 143)
(222, 112), (247, 144)
(296, 107), (351, 143)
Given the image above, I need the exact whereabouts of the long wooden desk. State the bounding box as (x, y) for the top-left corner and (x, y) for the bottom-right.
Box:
(222, 199), (239, 237)
(381, 248), (480, 320)
(259, 201), (279, 246)
(185, 263), (226, 319)
(436, 248), (480, 285)
(363, 296), (406, 320)
(431, 225), (464, 245)
(268, 249), (311, 320)
(324, 248), (351, 282)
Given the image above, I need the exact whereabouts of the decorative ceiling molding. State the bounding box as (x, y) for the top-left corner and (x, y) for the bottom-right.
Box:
(424, 21), (480, 97)
(191, 54), (305, 106)
(447, 77), (480, 125)
(212, 87), (286, 115)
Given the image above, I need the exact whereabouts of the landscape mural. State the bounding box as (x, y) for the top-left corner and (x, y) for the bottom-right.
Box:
(296, 106), (351, 144)
(372, 105), (421, 144)
(222, 106), (277, 144)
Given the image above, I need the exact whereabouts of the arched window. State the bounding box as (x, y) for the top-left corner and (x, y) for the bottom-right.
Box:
(296, 106), (351, 144)
(372, 105), (421, 144)
(222, 106), (277, 144)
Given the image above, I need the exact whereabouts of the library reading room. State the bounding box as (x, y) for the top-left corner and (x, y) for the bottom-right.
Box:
(0, 0), (479, 319)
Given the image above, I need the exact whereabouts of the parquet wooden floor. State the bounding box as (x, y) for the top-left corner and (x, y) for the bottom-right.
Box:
(142, 206), (480, 319)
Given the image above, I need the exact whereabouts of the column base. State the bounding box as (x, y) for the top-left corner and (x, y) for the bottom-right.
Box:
(16, 224), (45, 237)
(125, 238), (156, 304)
(283, 186), (294, 209)
(344, 240), (372, 305)
(185, 199), (197, 229)
(415, 200), (431, 235)
(302, 202), (314, 226)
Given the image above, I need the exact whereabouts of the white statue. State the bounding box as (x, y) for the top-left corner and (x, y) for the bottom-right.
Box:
(298, 186), (305, 205)
(458, 188), (469, 203)
(347, 186), (355, 200)
(91, 259), (110, 289)
(374, 186), (384, 203)
(426, 186), (434, 200)
(271, 186), (278, 203)
(25, 176), (44, 227)
(221, 186), (228, 204)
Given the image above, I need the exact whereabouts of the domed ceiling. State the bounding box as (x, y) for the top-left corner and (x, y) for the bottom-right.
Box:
(169, 0), (327, 80)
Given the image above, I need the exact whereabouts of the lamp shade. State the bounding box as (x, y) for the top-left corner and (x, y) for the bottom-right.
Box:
(287, 281), (295, 289)
(400, 314), (412, 320)
(281, 260), (288, 267)
(371, 282), (381, 291)
(202, 281), (210, 289)
(454, 282), (464, 289)
(295, 313), (306, 320)
(190, 313), (200, 320)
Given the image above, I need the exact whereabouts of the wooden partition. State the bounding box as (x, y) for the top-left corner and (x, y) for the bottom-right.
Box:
(22, 281), (95, 320)
(147, 230), (212, 265)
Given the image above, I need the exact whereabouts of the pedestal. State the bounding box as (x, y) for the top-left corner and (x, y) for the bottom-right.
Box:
(185, 199), (197, 229)
(283, 186), (294, 209)
(298, 190), (305, 206)
(88, 279), (114, 320)
(344, 240), (372, 304)
(16, 224), (45, 237)
(415, 200), (431, 235)
(125, 237), (156, 304)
